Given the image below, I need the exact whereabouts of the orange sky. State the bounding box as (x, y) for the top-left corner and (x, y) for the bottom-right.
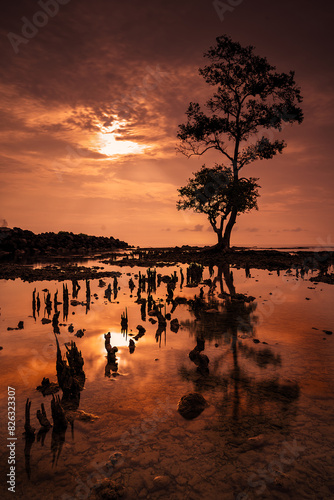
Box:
(0, 0), (333, 248)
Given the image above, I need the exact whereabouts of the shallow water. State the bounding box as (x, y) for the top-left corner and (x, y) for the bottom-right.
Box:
(0, 259), (333, 500)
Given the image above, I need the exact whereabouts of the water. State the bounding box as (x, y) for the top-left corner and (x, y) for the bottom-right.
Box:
(0, 259), (333, 499)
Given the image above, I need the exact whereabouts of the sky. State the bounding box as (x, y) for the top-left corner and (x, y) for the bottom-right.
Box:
(0, 0), (333, 248)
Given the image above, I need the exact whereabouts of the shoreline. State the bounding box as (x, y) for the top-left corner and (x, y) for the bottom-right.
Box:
(0, 247), (333, 282)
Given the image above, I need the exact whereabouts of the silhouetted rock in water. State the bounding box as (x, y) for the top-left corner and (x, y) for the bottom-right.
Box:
(51, 394), (68, 430)
(253, 339), (260, 344)
(41, 317), (51, 324)
(68, 323), (74, 333)
(105, 334), (119, 376)
(36, 377), (59, 396)
(186, 263), (203, 287)
(104, 332), (119, 365)
(149, 307), (167, 328)
(45, 291), (52, 313)
(36, 403), (52, 429)
(52, 311), (60, 333)
(177, 393), (208, 420)
(120, 308), (128, 330)
(71, 299), (85, 306)
(129, 339), (135, 353)
(7, 321), (24, 331)
(104, 283), (112, 301)
(75, 329), (85, 338)
(170, 318), (179, 333)
(0, 346), (3, 350)
(55, 335), (85, 401)
(323, 330), (333, 335)
(149, 317), (157, 324)
(134, 325), (146, 340)
(90, 479), (125, 500)
(129, 277), (135, 292)
(98, 278), (106, 287)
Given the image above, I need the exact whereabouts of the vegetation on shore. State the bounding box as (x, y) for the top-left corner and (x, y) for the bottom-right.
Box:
(0, 227), (128, 261)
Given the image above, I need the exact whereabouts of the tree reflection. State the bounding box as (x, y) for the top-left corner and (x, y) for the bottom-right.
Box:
(180, 263), (299, 437)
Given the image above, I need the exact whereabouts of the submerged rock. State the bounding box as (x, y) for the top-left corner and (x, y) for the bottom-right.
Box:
(177, 393), (208, 420)
(66, 409), (99, 422)
(153, 475), (171, 489)
(90, 479), (125, 499)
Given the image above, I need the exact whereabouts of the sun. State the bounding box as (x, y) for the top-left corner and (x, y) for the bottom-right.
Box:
(96, 120), (147, 157)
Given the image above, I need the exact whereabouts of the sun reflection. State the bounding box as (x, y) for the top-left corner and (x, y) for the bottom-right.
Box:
(96, 120), (147, 157)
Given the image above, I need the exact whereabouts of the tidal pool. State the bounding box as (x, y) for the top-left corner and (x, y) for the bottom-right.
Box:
(0, 259), (333, 499)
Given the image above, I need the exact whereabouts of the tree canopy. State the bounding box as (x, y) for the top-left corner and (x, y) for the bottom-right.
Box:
(177, 164), (259, 245)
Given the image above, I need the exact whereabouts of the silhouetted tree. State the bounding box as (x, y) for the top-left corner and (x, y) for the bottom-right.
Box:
(177, 35), (303, 249)
(177, 164), (259, 247)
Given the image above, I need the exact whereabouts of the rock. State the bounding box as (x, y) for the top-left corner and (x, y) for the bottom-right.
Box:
(247, 434), (267, 449)
(170, 318), (179, 333)
(149, 318), (157, 324)
(90, 479), (125, 499)
(134, 325), (146, 340)
(75, 329), (85, 338)
(253, 338), (260, 343)
(176, 476), (187, 486)
(177, 393), (208, 420)
(17, 321), (24, 329)
(323, 330), (332, 335)
(71, 410), (99, 422)
(0, 346), (3, 350)
(109, 451), (124, 466)
(153, 476), (171, 490)
(169, 427), (184, 438)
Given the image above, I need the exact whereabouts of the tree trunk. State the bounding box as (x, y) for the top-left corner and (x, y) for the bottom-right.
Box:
(222, 207), (238, 249)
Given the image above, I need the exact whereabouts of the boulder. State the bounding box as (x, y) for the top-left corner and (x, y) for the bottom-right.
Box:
(177, 393), (208, 420)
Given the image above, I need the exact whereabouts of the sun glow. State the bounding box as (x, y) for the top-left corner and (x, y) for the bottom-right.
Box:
(97, 120), (147, 157)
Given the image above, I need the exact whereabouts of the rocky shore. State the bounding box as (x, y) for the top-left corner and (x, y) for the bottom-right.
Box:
(0, 243), (333, 283)
(0, 227), (128, 261)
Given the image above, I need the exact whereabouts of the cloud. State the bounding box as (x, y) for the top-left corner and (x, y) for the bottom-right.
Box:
(179, 224), (204, 232)
(282, 227), (305, 232)
(244, 227), (259, 233)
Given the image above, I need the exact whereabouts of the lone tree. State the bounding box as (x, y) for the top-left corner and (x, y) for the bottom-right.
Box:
(177, 35), (303, 249)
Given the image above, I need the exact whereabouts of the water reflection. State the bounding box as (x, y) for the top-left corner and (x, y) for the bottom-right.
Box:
(23, 333), (87, 478)
(179, 264), (300, 436)
(1, 257), (333, 499)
